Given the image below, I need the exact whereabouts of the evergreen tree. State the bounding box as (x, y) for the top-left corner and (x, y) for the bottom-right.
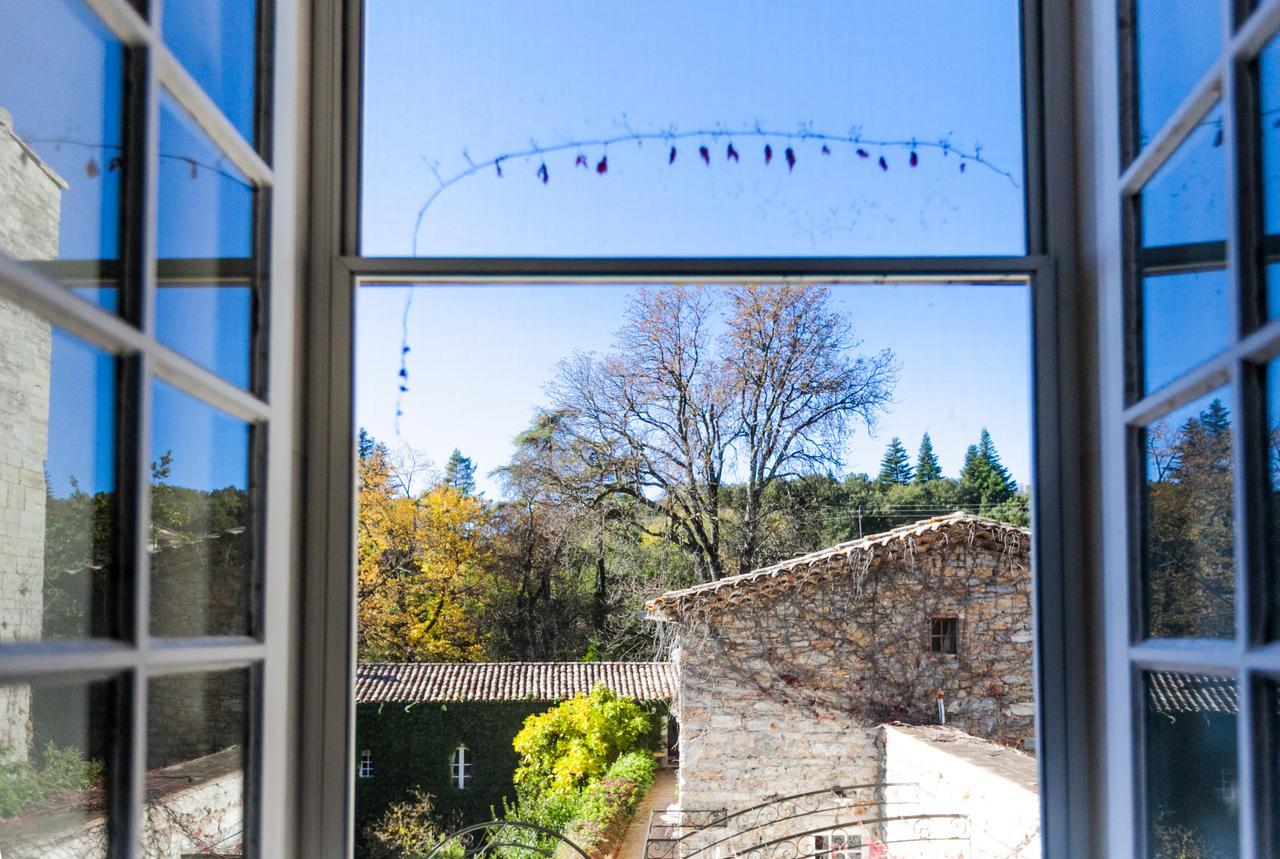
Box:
(959, 428), (1016, 510)
(444, 448), (478, 495)
(914, 433), (942, 482)
(877, 437), (913, 486)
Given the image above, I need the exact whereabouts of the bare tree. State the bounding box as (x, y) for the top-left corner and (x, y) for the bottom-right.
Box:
(548, 284), (896, 580)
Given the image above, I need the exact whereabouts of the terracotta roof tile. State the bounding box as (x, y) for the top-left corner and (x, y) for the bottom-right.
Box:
(354, 661), (676, 703)
(1147, 672), (1238, 716)
(647, 512), (1030, 619)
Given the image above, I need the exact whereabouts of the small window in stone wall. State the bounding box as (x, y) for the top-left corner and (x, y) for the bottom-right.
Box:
(815, 831), (864, 859)
(359, 749), (373, 779)
(451, 744), (471, 789)
(930, 617), (959, 654)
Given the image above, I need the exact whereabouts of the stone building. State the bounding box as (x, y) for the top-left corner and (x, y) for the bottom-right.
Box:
(0, 104), (63, 762)
(646, 513), (1034, 818)
(353, 661), (675, 838)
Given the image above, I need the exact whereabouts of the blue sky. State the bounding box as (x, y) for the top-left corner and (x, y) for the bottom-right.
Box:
(361, 0), (1026, 258)
(356, 283), (1031, 500)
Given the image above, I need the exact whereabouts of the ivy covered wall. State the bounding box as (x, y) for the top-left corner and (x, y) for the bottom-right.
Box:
(354, 699), (668, 842)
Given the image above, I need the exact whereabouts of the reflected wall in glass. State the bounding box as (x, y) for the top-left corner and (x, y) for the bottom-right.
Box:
(362, 0), (1026, 257)
(150, 381), (252, 637)
(0, 305), (118, 644)
(1143, 672), (1238, 858)
(145, 669), (247, 856)
(1132, 0), (1222, 148)
(0, 0), (126, 310)
(0, 678), (114, 859)
(1141, 389), (1235, 639)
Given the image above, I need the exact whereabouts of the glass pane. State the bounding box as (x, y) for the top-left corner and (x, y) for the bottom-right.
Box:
(1142, 389), (1235, 639)
(1266, 360), (1280, 641)
(0, 0), (126, 311)
(155, 284), (254, 390)
(1144, 672), (1238, 857)
(0, 678), (114, 859)
(0, 308), (118, 643)
(1138, 103), (1228, 396)
(162, 0), (259, 145)
(150, 380), (252, 637)
(1132, 0), (1222, 148)
(145, 669), (247, 856)
(157, 92), (257, 388)
(1261, 35), (1280, 319)
(361, 0), (1026, 257)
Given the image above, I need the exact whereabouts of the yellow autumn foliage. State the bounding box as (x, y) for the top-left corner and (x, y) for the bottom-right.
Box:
(357, 445), (491, 662)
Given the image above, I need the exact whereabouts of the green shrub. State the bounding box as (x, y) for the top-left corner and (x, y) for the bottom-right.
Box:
(363, 789), (463, 859)
(0, 742), (102, 818)
(512, 686), (654, 799)
(565, 752), (658, 853)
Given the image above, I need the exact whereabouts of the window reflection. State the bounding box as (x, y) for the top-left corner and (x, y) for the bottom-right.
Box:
(1132, 0), (1222, 148)
(0, 678), (114, 859)
(150, 381), (252, 637)
(1137, 104), (1228, 396)
(162, 0), (259, 145)
(0, 0), (126, 310)
(0, 309), (117, 644)
(1260, 36), (1280, 319)
(1144, 672), (1238, 858)
(156, 93), (257, 389)
(144, 670), (247, 856)
(1142, 390), (1235, 639)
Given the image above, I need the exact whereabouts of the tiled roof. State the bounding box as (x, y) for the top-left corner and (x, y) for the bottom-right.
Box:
(647, 513), (1030, 619)
(354, 661), (676, 704)
(1147, 672), (1238, 716)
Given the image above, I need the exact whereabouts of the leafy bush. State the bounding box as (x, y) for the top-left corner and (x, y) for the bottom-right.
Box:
(566, 751), (658, 851)
(512, 686), (654, 798)
(363, 789), (464, 859)
(0, 742), (103, 818)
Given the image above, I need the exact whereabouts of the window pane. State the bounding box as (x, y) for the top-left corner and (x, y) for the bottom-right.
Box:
(157, 92), (257, 389)
(145, 669), (248, 856)
(0, 678), (115, 859)
(150, 380), (252, 637)
(1137, 104), (1228, 396)
(1144, 672), (1238, 857)
(361, 0), (1026, 257)
(1141, 390), (1235, 639)
(1132, 0), (1222, 149)
(1261, 35), (1280, 319)
(0, 308), (118, 643)
(161, 0), (259, 145)
(1265, 360), (1280, 641)
(0, 0), (126, 311)
(155, 284), (254, 390)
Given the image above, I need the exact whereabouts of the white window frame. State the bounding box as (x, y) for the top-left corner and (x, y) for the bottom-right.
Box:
(358, 749), (373, 779)
(1087, 0), (1280, 855)
(0, 0), (302, 855)
(300, 0), (1098, 855)
(451, 745), (472, 790)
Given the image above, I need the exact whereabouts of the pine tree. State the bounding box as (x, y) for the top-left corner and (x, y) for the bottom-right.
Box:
(959, 428), (1016, 510)
(443, 448), (477, 495)
(976, 428), (1017, 496)
(877, 437), (913, 486)
(914, 433), (942, 482)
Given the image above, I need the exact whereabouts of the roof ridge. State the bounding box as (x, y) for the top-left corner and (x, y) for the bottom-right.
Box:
(647, 513), (1030, 617)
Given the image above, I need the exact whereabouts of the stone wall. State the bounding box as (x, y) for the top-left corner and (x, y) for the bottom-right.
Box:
(0, 104), (63, 762)
(669, 529), (1033, 817)
(0, 749), (244, 859)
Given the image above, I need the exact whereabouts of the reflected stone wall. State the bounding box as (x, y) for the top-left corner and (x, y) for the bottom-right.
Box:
(0, 104), (62, 760)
